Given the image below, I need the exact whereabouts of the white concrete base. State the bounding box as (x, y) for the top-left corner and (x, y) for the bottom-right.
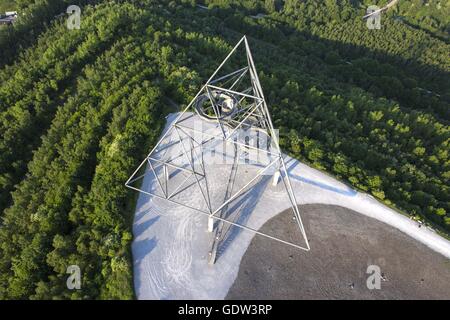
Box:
(132, 112), (450, 300)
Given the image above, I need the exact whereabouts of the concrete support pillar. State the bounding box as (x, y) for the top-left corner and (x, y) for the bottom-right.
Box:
(272, 171), (280, 187)
(208, 216), (214, 232)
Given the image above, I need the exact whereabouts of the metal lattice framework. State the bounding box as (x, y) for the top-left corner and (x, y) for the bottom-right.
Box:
(125, 36), (310, 263)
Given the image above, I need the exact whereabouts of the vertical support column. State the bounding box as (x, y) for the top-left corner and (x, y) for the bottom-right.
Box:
(279, 157), (310, 250)
(272, 170), (280, 186)
(163, 164), (168, 197)
(208, 215), (214, 232)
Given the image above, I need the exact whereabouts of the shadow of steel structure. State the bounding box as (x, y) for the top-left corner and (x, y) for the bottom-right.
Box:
(125, 36), (310, 264)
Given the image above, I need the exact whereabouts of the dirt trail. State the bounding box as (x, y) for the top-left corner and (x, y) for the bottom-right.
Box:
(227, 204), (450, 300)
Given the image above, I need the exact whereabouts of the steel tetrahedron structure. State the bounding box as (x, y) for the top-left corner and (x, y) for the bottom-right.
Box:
(126, 36), (310, 264)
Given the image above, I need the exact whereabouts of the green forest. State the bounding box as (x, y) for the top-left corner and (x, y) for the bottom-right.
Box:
(0, 0), (16, 12)
(0, 0), (448, 299)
